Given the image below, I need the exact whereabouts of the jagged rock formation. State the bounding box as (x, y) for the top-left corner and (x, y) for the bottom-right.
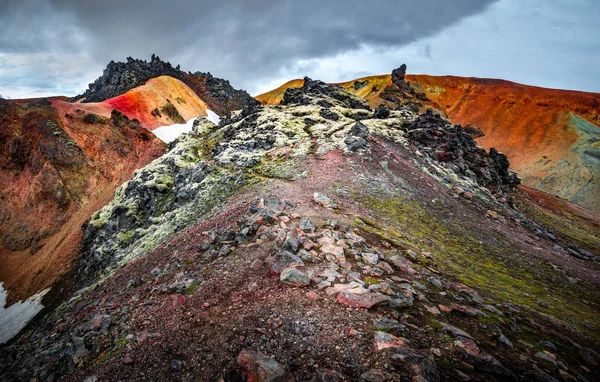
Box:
(72, 55), (185, 103)
(73, 55), (259, 116)
(1, 76), (599, 382)
(78, 79), (518, 286)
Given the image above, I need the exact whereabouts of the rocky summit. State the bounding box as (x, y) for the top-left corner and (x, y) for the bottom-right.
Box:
(73, 55), (259, 116)
(1, 70), (599, 382)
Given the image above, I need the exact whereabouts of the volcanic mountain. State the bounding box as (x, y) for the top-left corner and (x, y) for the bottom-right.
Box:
(256, 68), (600, 213)
(1, 75), (598, 381)
(0, 56), (257, 306)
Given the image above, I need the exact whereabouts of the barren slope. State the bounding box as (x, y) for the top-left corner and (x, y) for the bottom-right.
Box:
(75, 76), (210, 129)
(0, 98), (165, 305)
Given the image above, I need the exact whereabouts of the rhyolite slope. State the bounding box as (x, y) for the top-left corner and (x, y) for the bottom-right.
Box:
(1, 78), (598, 382)
(0, 97), (165, 305)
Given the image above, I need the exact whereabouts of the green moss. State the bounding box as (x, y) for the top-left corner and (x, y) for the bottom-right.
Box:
(358, 192), (600, 341)
(184, 282), (201, 295)
(117, 229), (136, 243)
(375, 327), (391, 333)
(363, 276), (380, 285)
(161, 102), (185, 124)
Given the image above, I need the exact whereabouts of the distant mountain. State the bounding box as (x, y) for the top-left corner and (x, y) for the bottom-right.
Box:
(256, 69), (600, 212)
(73, 55), (259, 116)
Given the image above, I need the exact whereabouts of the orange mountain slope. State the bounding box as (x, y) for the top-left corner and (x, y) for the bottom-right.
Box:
(256, 75), (600, 212)
(407, 74), (600, 212)
(0, 98), (166, 305)
(70, 76), (210, 130)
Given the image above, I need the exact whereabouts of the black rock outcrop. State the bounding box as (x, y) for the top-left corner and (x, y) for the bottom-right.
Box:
(404, 109), (520, 193)
(72, 55), (259, 116)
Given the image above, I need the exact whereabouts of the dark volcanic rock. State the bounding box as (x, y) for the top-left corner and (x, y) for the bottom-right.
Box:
(72, 55), (185, 103)
(72, 55), (259, 116)
(282, 77), (371, 111)
(404, 109), (520, 193)
(391, 64), (407, 85)
(373, 104), (390, 119)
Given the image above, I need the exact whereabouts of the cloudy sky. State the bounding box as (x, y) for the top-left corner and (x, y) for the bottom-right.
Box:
(0, 0), (598, 99)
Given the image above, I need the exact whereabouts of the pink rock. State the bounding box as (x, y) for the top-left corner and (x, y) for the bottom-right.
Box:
(337, 288), (389, 308)
(455, 337), (480, 357)
(306, 291), (320, 300)
(388, 255), (416, 274)
(373, 331), (407, 351)
(320, 244), (344, 257)
(124, 354), (134, 365)
(238, 350), (293, 382)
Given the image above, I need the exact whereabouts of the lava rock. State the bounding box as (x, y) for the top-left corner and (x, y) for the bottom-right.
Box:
(280, 267), (311, 287)
(373, 104), (390, 119)
(237, 350), (294, 382)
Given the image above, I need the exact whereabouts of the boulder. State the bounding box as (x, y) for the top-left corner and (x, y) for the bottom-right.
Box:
(280, 267), (311, 287)
(238, 350), (294, 382)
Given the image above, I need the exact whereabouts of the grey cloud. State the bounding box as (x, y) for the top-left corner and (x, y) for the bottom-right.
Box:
(0, 0), (496, 95)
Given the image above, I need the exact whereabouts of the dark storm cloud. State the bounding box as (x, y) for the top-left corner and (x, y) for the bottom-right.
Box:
(0, 0), (496, 95)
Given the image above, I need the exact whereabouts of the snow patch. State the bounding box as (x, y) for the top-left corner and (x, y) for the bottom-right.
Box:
(206, 109), (221, 125)
(153, 110), (221, 143)
(0, 283), (49, 344)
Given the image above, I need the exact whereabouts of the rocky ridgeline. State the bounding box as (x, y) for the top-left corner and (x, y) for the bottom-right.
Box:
(78, 78), (518, 288)
(72, 55), (186, 103)
(71, 55), (259, 115)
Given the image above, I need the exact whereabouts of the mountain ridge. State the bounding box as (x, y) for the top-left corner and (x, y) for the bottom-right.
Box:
(256, 71), (600, 212)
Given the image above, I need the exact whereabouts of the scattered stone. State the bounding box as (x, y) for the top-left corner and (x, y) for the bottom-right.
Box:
(390, 347), (440, 382)
(171, 359), (183, 371)
(373, 331), (406, 351)
(350, 121), (369, 138)
(338, 287), (389, 308)
(487, 210), (498, 219)
(362, 253), (379, 265)
(314, 193), (336, 209)
(306, 291), (320, 300)
(238, 350), (293, 382)
(438, 304), (453, 313)
(455, 337), (480, 357)
(441, 323), (473, 339)
(360, 370), (385, 382)
(345, 135), (368, 151)
(428, 277), (443, 289)
(535, 351), (557, 365)
(269, 251), (304, 275)
(373, 104), (390, 119)
(475, 352), (514, 377)
(450, 304), (486, 317)
(280, 267), (311, 287)
(373, 317), (406, 332)
(388, 255), (416, 274)
(424, 305), (441, 315)
(299, 218), (315, 232)
(498, 333), (513, 348)
(123, 355), (134, 365)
